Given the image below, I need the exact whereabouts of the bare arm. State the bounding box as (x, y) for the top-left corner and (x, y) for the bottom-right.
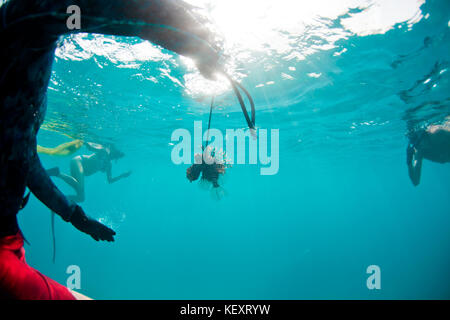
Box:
(85, 142), (106, 153)
(106, 162), (131, 184)
(37, 140), (83, 156)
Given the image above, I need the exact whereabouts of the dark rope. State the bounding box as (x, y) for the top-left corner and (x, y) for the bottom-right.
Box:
(234, 81), (256, 126)
(51, 211), (56, 263)
(204, 74), (256, 148)
(224, 73), (256, 130)
(204, 95), (215, 148)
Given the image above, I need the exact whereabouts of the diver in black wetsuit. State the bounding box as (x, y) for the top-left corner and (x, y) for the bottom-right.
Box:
(0, 0), (221, 240)
(0, 0), (222, 299)
(407, 117), (450, 186)
(47, 142), (132, 203)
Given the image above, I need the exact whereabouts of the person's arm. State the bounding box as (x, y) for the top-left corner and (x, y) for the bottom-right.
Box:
(37, 140), (83, 156)
(85, 142), (105, 153)
(407, 144), (423, 186)
(9, 0), (222, 78)
(105, 162), (131, 184)
(27, 149), (115, 241)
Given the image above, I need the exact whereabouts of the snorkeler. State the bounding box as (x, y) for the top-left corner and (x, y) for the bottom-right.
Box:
(1, 0), (223, 299)
(407, 117), (450, 186)
(47, 142), (132, 203)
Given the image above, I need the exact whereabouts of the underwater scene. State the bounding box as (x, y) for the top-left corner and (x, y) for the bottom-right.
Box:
(7, 0), (450, 299)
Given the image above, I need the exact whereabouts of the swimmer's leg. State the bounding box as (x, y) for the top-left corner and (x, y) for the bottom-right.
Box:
(47, 158), (85, 203)
(67, 157), (85, 203)
(56, 173), (81, 200)
(46, 167), (75, 188)
(407, 144), (423, 186)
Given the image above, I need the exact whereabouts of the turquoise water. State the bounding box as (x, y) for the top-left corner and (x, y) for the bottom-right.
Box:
(18, 0), (450, 299)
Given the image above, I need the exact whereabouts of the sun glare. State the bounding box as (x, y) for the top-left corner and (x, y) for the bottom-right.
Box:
(53, 0), (426, 99)
(182, 0), (425, 97)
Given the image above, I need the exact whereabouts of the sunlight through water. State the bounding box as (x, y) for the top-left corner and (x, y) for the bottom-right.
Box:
(54, 0), (426, 98)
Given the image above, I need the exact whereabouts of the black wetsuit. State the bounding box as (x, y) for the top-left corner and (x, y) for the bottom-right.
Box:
(0, 1), (68, 236)
(0, 0), (220, 237)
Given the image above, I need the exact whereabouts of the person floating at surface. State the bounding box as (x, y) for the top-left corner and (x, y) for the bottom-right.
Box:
(187, 148), (229, 199)
(0, 0), (222, 299)
(37, 139), (84, 156)
(47, 142), (131, 203)
(407, 117), (450, 186)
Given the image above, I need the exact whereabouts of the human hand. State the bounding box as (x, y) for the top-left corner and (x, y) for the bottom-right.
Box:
(122, 171), (132, 178)
(70, 205), (116, 242)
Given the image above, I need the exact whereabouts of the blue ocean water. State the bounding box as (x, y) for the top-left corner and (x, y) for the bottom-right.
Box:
(16, 0), (450, 299)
